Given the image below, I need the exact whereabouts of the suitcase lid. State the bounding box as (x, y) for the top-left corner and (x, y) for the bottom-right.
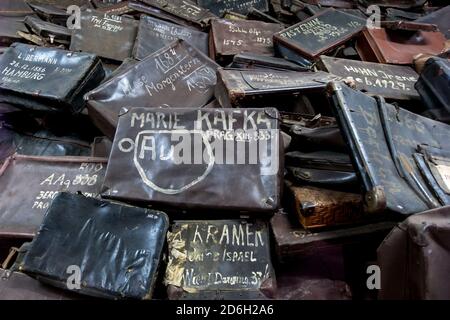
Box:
(197, 0), (269, 17)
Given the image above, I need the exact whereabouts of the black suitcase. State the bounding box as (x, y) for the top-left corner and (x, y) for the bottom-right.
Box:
(415, 57), (450, 122)
(24, 15), (71, 45)
(101, 107), (283, 213)
(140, 0), (217, 28)
(0, 155), (107, 239)
(165, 219), (276, 299)
(85, 40), (219, 139)
(70, 8), (138, 62)
(197, 0), (269, 17)
(0, 43), (105, 113)
(214, 68), (336, 109)
(273, 8), (365, 60)
(317, 55), (420, 101)
(327, 82), (450, 214)
(132, 15), (208, 60)
(19, 192), (169, 299)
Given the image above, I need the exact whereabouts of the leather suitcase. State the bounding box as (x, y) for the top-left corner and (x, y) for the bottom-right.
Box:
(70, 9), (138, 62)
(273, 8), (365, 60)
(378, 205), (450, 299)
(327, 81), (450, 214)
(0, 268), (78, 300)
(210, 19), (283, 63)
(198, 0), (269, 17)
(140, 0), (217, 28)
(132, 15), (208, 60)
(285, 151), (358, 190)
(317, 55), (420, 101)
(230, 53), (311, 71)
(356, 23), (447, 65)
(287, 122), (347, 152)
(214, 68), (336, 109)
(285, 181), (367, 229)
(0, 43), (105, 113)
(128, 1), (198, 28)
(415, 57), (450, 117)
(0, 155), (107, 239)
(247, 7), (288, 26)
(85, 39), (219, 139)
(271, 211), (396, 261)
(165, 220), (276, 299)
(19, 192), (169, 299)
(101, 107), (283, 213)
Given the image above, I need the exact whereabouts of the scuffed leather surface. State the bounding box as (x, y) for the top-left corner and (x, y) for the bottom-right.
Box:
(21, 192), (169, 299)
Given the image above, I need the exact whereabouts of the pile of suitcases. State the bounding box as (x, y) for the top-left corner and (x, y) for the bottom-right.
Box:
(0, 0), (449, 300)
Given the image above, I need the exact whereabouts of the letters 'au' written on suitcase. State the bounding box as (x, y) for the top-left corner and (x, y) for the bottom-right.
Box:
(101, 107), (282, 212)
(0, 155), (107, 239)
(274, 9), (365, 59)
(165, 220), (276, 299)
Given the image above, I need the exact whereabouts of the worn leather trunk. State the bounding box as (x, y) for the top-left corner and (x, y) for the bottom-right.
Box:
(0, 43), (105, 113)
(132, 15), (208, 60)
(356, 25), (446, 65)
(165, 220), (276, 299)
(0, 268), (78, 300)
(271, 211), (396, 261)
(128, 1), (197, 28)
(0, 155), (107, 239)
(273, 9), (365, 59)
(378, 205), (450, 300)
(198, 0), (269, 16)
(210, 19), (283, 63)
(101, 107), (283, 213)
(415, 5), (450, 39)
(26, 2), (71, 26)
(70, 9), (138, 62)
(214, 68), (336, 109)
(317, 56), (419, 101)
(19, 192), (169, 299)
(285, 150), (358, 190)
(231, 53), (310, 71)
(327, 82), (450, 214)
(415, 57), (450, 116)
(285, 181), (366, 229)
(141, 0), (217, 27)
(85, 39), (219, 139)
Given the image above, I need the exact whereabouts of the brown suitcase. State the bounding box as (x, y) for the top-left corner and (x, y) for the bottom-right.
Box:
(85, 39), (219, 139)
(198, 0), (269, 17)
(101, 107), (283, 213)
(317, 55), (420, 101)
(210, 19), (283, 64)
(285, 181), (367, 230)
(378, 205), (450, 300)
(165, 220), (276, 299)
(0, 155), (107, 239)
(356, 23), (447, 65)
(271, 211), (396, 261)
(70, 8), (138, 62)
